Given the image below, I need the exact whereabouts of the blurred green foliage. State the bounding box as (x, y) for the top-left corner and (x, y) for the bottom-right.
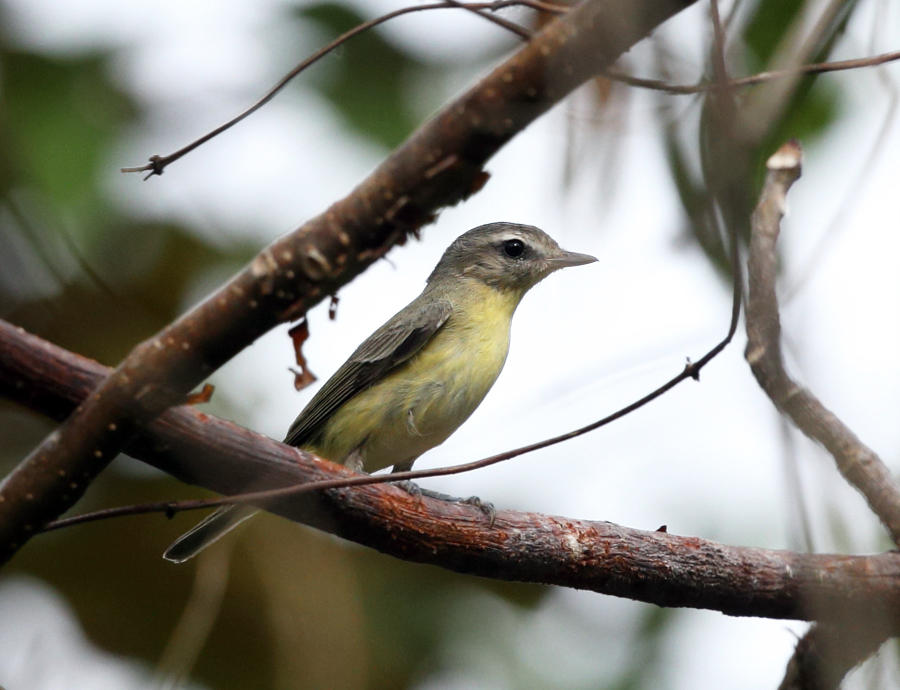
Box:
(2, 50), (134, 221)
(0, 43), (258, 361)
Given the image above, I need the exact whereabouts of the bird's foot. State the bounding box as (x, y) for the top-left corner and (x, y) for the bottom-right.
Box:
(396, 482), (495, 526)
(458, 495), (496, 525)
(394, 479), (422, 496)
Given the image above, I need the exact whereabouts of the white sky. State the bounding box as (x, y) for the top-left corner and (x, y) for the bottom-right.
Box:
(2, 0), (899, 688)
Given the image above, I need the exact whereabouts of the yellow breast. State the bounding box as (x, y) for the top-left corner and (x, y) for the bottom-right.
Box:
(309, 282), (521, 473)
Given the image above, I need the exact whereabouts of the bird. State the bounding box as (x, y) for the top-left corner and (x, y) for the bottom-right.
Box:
(163, 222), (596, 562)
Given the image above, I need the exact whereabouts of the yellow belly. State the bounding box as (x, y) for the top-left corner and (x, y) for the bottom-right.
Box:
(307, 285), (519, 473)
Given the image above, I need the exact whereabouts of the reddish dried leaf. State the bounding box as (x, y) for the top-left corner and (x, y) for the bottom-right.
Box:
(288, 366), (316, 391)
(185, 383), (215, 405)
(287, 318), (317, 391)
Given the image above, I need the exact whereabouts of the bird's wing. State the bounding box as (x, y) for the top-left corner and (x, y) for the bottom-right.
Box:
(283, 296), (453, 447)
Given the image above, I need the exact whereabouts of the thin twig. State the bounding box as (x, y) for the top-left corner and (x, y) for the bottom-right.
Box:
(602, 48), (900, 96)
(119, 0), (900, 180)
(733, 48), (900, 87)
(120, 0), (559, 178)
(745, 140), (900, 546)
(444, 0), (533, 39)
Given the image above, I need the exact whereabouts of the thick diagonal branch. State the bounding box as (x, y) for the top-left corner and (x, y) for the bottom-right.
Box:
(3, 321), (900, 623)
(0, 0), (698, 563)
(745, 140), (900, 545)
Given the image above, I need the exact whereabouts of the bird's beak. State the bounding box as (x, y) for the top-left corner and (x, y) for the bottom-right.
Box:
(547, 249), (598, 269)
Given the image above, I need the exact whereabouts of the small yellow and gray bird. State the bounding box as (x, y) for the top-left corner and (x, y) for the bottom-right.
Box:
(163, 222), (595, 562)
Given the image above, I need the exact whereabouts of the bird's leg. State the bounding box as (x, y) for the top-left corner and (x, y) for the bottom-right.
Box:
(391, 462), (495, 525)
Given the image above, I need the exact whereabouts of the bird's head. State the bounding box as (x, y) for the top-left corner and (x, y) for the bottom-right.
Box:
(427, 222), (596, 294)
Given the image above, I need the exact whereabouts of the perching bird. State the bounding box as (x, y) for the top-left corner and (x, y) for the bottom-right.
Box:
(163, 222), (596, 562)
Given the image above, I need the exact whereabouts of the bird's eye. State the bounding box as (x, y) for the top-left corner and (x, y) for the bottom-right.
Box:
(503, 238), (525, 258)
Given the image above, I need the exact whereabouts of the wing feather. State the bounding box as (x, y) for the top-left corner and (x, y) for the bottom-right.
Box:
(283, 296), (452, 447)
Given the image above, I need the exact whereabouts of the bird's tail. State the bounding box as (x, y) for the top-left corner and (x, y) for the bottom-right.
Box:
(163, 505), (257, 563)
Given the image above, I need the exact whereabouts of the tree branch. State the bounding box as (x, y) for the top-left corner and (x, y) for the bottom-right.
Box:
(3, 321), (900, 623)
(603, 48), (900, 95)
(778, 622), (893, 690)
(745, 140), (900, 546)
(0, 0), (699, 564)
(121, 0), (560, 177)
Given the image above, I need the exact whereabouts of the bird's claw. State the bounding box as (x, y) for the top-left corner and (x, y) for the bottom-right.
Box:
(395, 479), (421, 495)
(460, 495), (496, 526)
(397, 483), (495, 526)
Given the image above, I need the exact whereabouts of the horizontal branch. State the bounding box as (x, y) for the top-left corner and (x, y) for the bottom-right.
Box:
(0, 0), (698, 563)
(3, 320), (899, 623)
